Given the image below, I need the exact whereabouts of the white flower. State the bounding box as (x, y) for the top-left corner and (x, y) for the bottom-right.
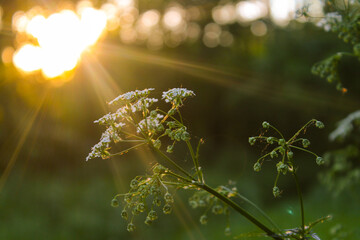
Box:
(137, 114), (164, 133)
(130, 98), (158, 112)
(316, 12), (342, 32)
(162, 88), (195, 105)
(86, 124), (125, 161)
(108, 88), (155, 105)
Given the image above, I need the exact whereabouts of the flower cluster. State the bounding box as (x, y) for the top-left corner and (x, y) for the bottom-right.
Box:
(249, 120), (324, 197)
(188, 185), (235, 236)
(162, 88), (195, 107)
(316, 12), (342, 32)
(86, 88), (195, 162)
(111, 164), (179, 231)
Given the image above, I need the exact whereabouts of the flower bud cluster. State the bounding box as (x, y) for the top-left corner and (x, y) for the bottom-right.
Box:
(162, 88), (195, 107)
(249, 120), (324, 198)
(189, 185), (235, 225)
(112, 164), (179, 232)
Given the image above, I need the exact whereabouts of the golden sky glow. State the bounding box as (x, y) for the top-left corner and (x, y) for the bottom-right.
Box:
(12, 7), (107, 79)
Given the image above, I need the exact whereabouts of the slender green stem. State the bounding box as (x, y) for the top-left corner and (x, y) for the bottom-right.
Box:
(118, 140), (147, 143)
(153, 147), (196, 181)
(288, 119), (315, 143)
(186, 140), (204, 183)
(269, 125), (285, 140)
(292, 171), (305, 238)
(111, 143), (147, 156)
(176, 108), (184, 124)
(257, 147), (281, 162)
(198, 183), (283, 240)
(222, 186), (281, 232)
(289, 145), (318, 158)
(163, 171), (193, 183)
(120, 129), (144, 140)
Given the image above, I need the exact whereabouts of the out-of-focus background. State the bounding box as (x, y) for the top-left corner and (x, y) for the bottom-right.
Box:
(0, 0), (359, 239)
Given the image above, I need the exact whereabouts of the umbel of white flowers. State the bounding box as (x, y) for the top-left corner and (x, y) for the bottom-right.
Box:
(86, 88), (195, 161)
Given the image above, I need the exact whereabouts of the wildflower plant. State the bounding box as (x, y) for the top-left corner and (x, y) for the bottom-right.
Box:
(305, 0), (360, 92)
(249, 119), (327, 239)
(87, 88), (330, 239)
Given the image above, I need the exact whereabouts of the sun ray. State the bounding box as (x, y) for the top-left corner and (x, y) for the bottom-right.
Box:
(97, 43), (360, 111)
(0, 88), (48, 193)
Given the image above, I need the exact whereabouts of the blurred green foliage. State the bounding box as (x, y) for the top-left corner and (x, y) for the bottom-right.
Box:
(0, 0), (360, 239)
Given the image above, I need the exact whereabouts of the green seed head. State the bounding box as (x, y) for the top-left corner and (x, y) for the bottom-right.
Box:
(153, 198), (161, 207)
(200, 215), (208, 225)
(166, 145), (174, 153)
(163, 204), (172, 214)
(287, 151), (294, 160)
(266, 137), (275, 144)
(212, 205), (223, 215)
(111, 198), (119, 208)
(249, 137), (256, 146)
(153, 164), (166, 174)
(121, 209), (128, 220)
(315, 121), (325, 129)
(164, 192), (174, 203)
(189, 200), (198, 209)
(278, 139), (286, 146)
(262, 121), (270, 129)
(302, 139), (310, 148)
(181, 131), (190, 141)
(253, 162), (261, 172)
(137, 202), (146, 212)
(127, 222), (136, 232)
(276, 162), (288, 175)
(130, 179), (139, 189)
(145, 217), (153, 225)
(153, 139), (161, 149)
(148, 210), (158, 221)
(273, 186), (281, 198)
(150, 110), (157, 118)
(270, 150), (278, 159)
(316, 156), (324, 166)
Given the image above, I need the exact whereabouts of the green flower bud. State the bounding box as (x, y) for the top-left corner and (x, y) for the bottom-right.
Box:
(315, 121), (325, 129)
(262, 121), (270, 129)
(124, 193), (132, 203)
(287, 151), (293, 160)
(164, 192), (174, 203)
(163, 204), (172, 214)
(316, 156), (324, 166)
(127, 222), (136, 232)
(273, 186), (281, 198)
(153, 198), (161, 207)
(111, 198), (119, 208)
(253, 162), (261, 172)
(166, 145), (174, 153)
(121, 209), (128, 220)
(156, 124), (165, 133)
(148, 210), (158, 221)
(137, 202), (146, 212)
(302, 139), (310, 148)
(174, 132), (181, 141)
(212, 205), (223, 215)
(270, 150), (278, 158)
(276, 162), (288, 175)
(130, 179), (139, 189)
(145, 217), (153, 225)
(278, 139), (286, 146)
(224, 227), (231, 236)
(153, 139), (161, 149)
(181, 132), (190, 141)
(266, 137), (275, 144)
(249, 137), (256, 146)
(200, 215), (208, 225)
